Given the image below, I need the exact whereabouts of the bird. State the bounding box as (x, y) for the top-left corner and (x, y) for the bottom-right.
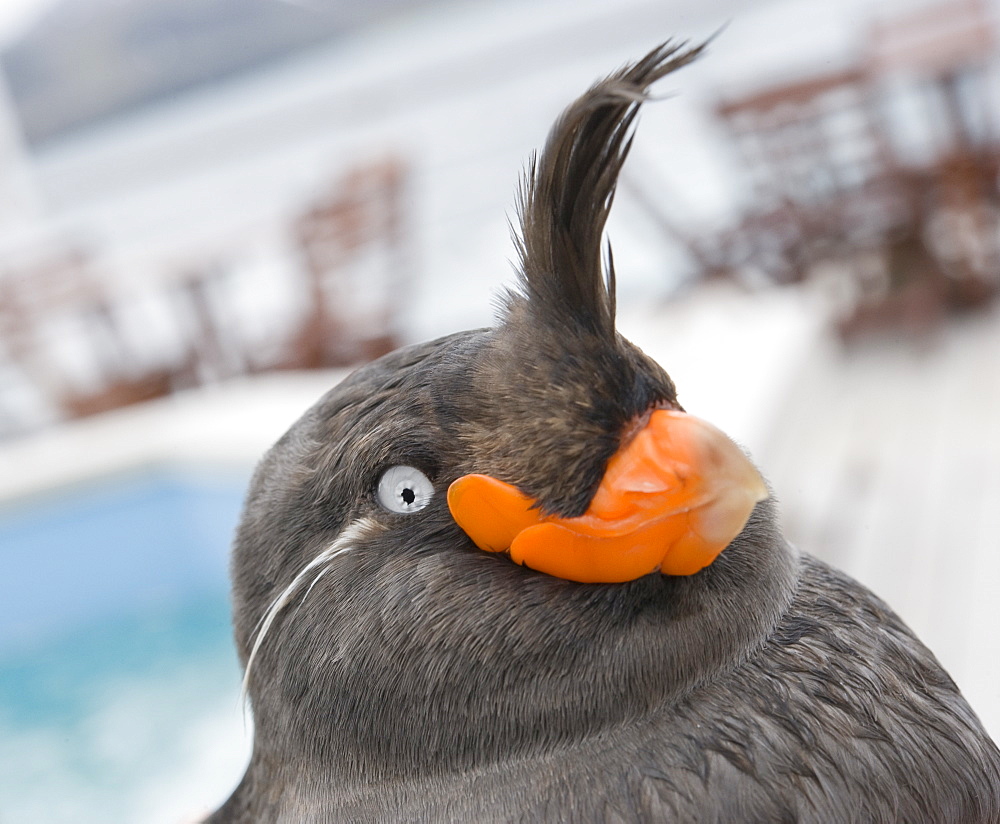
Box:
(207, 42), (1000, 822)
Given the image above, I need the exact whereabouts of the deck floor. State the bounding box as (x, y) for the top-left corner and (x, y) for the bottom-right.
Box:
(759, 300), (1000, 740)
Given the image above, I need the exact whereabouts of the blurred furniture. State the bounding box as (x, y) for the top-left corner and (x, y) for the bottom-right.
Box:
(712, 0), (1000, 339)
(283, 156), (408, 369)
(0, 251), (184, 421)
(0, 154), (413, 437)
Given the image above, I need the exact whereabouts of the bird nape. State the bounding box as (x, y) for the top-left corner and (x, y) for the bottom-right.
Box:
(208, 41), (1000, 823)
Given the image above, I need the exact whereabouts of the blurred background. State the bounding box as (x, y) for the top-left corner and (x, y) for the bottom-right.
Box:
(0, 0), (997, 820)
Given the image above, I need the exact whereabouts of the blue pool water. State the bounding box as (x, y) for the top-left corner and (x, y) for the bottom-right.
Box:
(0, 469), (246, 653)
(0, 469), (254, 822)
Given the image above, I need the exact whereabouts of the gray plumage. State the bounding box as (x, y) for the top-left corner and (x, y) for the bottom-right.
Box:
(209, 42), (1000, 823)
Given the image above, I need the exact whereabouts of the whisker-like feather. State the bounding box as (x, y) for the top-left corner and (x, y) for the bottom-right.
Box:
(241, 516), (385, 702)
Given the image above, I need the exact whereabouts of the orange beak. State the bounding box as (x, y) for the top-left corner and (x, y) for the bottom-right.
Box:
(447, 410), (768, 583)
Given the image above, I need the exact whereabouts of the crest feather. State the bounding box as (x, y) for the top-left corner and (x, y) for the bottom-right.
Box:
(510, 40), (706, 337)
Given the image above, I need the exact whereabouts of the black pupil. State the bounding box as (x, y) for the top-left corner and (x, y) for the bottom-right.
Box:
(401, 487), (416, 506)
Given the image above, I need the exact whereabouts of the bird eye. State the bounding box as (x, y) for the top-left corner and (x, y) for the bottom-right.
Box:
(376, 465), (434, 514)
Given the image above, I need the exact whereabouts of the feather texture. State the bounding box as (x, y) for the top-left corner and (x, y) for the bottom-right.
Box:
(510, 40), (705, 338)
(209, 42), (1000, 824)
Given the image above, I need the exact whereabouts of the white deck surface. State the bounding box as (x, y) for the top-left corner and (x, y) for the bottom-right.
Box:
(760, 299), (1000, 741)
(0, 369), (348, 508)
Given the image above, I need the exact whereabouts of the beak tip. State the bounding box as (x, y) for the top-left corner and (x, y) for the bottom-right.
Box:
(449, 414), (772, 583)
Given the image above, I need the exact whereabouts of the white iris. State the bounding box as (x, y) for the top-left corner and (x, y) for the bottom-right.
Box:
(376, 465), (434, 513)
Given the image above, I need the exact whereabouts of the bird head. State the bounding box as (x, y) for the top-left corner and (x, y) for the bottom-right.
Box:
(230, 41), (793, 784)
(448, 39), (765, 583)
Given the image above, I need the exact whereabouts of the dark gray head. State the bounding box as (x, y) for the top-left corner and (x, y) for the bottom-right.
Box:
(227, 40), (791, 793)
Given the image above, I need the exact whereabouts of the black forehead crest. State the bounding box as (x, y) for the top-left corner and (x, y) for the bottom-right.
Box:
(445, 43), (700, 516)
(507, 40), (706, 340)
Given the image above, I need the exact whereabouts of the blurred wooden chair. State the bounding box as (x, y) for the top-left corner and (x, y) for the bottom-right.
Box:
(711, 0), (999, 339)
(0, 251), (198, 424)
(283, 156), (410, 369)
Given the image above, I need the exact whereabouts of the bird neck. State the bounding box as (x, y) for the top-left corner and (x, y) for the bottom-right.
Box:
(252, 502), (799, 786)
